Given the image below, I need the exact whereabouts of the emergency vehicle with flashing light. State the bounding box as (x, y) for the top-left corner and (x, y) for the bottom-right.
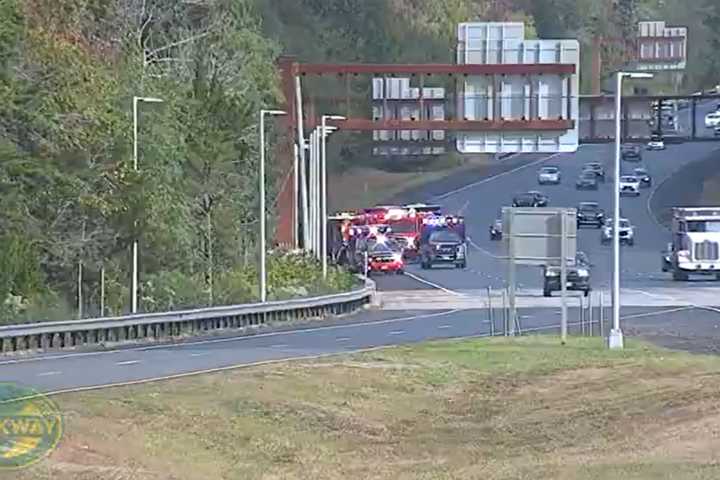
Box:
(418, 215), (467, 269)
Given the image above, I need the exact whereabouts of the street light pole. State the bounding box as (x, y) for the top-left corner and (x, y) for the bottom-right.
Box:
(320, 115), (345, 279)
(131, 96), (163, 314)
(609, 71), (652, 349)
(259, 109), (286, 303)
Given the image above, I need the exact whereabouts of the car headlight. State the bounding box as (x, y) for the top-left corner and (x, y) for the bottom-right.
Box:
(577, 268), (589, 277)
(603, 228), (612, 235)
(457, 246), (465, 257)
(392, 253), (403, 262)
(545, 270), (559, 277)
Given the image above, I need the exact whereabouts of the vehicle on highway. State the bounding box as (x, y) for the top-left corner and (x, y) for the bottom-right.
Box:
(542, 264), (591, 297)
(576, 171), (599, 190)
(582, 162), (605, 182)
(537, 166), (561, 185)
(489, 217), (503, 240)
(526, 191), (549, 207)
(576, 202), (605, 228)
(663, 207), (720, 281)
(633, 167), (652, 188)
(646, 134), (666, 150)
(419, 224), (467, 270)
(705, 111), (720, 128)
(387, 214), (421, 261)
(365, 238), (405, 275)
(601, 218), (635, 246)
(661, 242), (673, 273)
(512, 192), (541, 207)
(621, 144), (643, 162)
(619, 175), (641, 196)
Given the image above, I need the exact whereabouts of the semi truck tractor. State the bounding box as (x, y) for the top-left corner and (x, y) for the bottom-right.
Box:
(662, 207), (720, 281)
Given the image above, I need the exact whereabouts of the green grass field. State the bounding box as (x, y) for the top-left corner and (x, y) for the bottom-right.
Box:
(13, 336), (720, 480)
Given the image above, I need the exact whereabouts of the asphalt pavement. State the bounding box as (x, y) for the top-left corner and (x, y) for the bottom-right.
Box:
(4, 101), (720, 395)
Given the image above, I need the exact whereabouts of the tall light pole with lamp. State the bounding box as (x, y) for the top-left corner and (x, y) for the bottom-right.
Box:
(608, 71), (653, 349)
(131, 96), (163, 314)
(258, 109), (286, 303)
(320, 115), (345, 278)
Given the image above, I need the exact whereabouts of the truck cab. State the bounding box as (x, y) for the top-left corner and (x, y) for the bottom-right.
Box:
(665, 207), (720, 281)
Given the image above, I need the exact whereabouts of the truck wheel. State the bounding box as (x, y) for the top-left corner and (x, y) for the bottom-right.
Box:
(396, 269), (404, 275)
(457, 261), (467, 269)
(543, 287), (552, 297)
(583, 289), (590, 297)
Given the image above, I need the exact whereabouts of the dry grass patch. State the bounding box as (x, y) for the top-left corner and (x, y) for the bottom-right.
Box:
(11, 336), (720, 480)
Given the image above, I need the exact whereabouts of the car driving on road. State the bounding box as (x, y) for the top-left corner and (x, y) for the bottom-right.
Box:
(576, 202), (605, 228)
(576, 171), (599, 190)
(537, 166), (561, 185)
(512, 192), (547, 207)
(705, 111), (720, 128)
(633, 167), (652, 187)
(619, 175), (641, 196)
(542, 264), (591, 297)
(621, 144), (643, 162)
(646, 134), (666, 150)
(582, 162), (605, 182)
(601, 218), (635, 246)
(489, 218), (502, 240)
(526, 191), (549, 207)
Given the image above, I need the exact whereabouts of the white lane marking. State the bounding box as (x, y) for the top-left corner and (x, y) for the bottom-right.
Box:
(434, 152), (564, 200)
(403, 272), (467, 297)
(437, 325), (452, 329)
(271, 344), (290, 349)
(335, 337), (351, 342)
(190, 353), (209, 357)
(620, 306), (694, 321)
(468, 237), (503, 260)
(624, 288), (720, 315)
(457, 200), (471, 216)
(116, 360), (141, 366)
(0, 310), (464, 366)
(37, 371), (62, 377)
(388, 330), (405, 336)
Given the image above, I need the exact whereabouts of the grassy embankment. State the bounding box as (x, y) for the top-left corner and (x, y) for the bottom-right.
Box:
(15, 336), (720, 480)
(328, 154), (491, 212)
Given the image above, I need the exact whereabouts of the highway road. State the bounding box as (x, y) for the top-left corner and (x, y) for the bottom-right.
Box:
(3, 100), (720, 396)
(378, 99), (720, 306)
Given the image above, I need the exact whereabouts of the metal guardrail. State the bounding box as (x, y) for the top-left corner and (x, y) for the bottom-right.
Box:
(0, 281), (376, 355)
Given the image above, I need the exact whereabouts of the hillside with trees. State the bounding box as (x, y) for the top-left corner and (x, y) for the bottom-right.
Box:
(1, 0), (718, 323)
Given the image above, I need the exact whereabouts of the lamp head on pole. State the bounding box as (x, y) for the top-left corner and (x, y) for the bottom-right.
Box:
(262, 109), (287, 117)
(136, 96), (164, 103)
(620, 72), (654, 80)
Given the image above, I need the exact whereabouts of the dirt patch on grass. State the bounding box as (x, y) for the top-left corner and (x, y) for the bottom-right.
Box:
(11, 337), (720, 480)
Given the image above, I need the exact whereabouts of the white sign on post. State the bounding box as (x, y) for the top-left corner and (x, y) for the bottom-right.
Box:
(502, 207), (577, 341)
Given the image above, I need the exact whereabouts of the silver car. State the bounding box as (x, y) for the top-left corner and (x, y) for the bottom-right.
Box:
(537, 166), (561, 185)
(601, 218), (635, 246)
(619, 175), (641, 196)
